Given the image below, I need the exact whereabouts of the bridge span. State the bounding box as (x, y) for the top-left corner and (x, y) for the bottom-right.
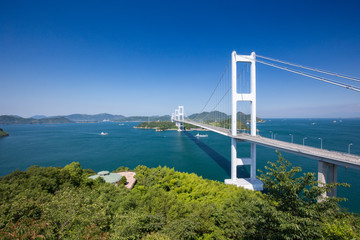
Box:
(180, 119), (360, 171)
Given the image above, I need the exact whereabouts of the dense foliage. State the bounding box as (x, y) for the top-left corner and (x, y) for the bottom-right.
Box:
(0, 156), (359, 239)
(259, 152), (358, 239)
(208, 120), (249, 131)
(137, 121), (177, 131)
(188, 111), (265, 123)
(183, 123), (199, 130)
(136, 121), (198, 131)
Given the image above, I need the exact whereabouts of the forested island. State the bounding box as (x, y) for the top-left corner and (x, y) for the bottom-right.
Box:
(135, 121), (199, 131)
(0, 154), (359, 239)
(136, 119), (251, 132)
(0, 128), (9, 137)
(188, 111), (265, 123)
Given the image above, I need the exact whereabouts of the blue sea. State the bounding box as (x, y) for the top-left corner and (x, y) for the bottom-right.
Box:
(0, 119), (359, 213)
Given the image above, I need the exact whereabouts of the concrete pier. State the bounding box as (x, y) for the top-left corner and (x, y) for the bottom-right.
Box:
(318, 160), (338, 197)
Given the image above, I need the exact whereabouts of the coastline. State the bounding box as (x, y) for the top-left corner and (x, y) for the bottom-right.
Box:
(133, 126), (177, 131)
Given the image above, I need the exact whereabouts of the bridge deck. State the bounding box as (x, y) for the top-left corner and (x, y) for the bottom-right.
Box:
(181, 120), (360, 170)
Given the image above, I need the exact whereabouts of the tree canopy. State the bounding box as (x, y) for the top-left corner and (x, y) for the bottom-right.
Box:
(0, 156), (359, 239)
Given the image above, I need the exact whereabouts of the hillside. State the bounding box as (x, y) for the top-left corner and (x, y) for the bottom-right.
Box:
(29, 114), (172, 123)
(64, 114), (171, 122)
(122, 115), (171, 122)
(37, 117), (74, 124)
(188, 111), (228, 122)
(31, 115), (47, 119)
(208, 119), (249, 130)
(136, 121), (177, 131)
(237, 111), (266, 123)
(65, 113), (125, 122)
(188, 111), (265, 123)
(0, 159), (359, 239)
(0, 115), (74, 124)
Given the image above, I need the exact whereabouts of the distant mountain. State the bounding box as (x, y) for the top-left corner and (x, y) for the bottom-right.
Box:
(237, 112), (265, 123)
(38, 117), (74, 124)
(62, 113), (171, 122)
(1, 112), (255, 124)
(64, 113), (125, 122)
(0, 115), (74, 124)
(0, 113), (173, 124)
(188, 111), (228, 122)
(0, 115), (32, 124)
(188, 111), (264, 123)
(121, 115), (171, 122)
(31, 115), (47, 119)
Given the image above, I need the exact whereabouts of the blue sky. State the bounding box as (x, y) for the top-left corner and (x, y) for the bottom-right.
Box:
(1, 0), (359, 118)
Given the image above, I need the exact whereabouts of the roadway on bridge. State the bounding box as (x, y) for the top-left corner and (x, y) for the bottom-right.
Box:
(180, 119), (360, 170)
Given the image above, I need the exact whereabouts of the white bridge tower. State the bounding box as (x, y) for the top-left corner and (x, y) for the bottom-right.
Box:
(224, 51), (263, 190)
(174, 106), (184, 131)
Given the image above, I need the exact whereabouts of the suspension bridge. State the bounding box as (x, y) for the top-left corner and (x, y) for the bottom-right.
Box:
(171, 51), (360, 197)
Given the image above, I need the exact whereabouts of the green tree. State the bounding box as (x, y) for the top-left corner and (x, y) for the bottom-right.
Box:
(119, 176), (127, 185)
(258, 151), (354, 239)
(62, 162), (84, 187)
(259, 151), (348, 215)
(114, 166), (130, 172)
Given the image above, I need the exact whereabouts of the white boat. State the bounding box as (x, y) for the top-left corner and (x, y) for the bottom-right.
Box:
(196, 133), (208, 138)
(100, 132), (108, 135)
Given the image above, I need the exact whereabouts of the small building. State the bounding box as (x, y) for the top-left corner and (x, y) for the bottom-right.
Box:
(88, 170), (123, 185)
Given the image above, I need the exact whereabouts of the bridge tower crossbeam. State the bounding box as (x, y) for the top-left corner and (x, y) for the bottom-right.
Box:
(224, 51), (263, 190)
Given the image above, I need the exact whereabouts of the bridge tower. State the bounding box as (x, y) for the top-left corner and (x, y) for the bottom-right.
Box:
(224, 51), (263, 190)
(174, 106), (184, 131)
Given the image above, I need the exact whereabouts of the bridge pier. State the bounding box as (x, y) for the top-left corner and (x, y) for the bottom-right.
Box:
(318, 160), (338, 197)
(225, 140), (263, 190)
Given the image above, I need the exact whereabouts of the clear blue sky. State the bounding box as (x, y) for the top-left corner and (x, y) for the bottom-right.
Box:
(1, 0), (359, 118)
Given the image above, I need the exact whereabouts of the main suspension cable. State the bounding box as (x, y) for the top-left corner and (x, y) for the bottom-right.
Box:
(256, 54), (360, 82)
(256, 59), (360, 92)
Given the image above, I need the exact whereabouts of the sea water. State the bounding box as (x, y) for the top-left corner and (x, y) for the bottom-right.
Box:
(0, 119), (359, 213)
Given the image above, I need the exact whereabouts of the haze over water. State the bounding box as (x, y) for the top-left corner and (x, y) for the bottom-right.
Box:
(0, 119), (359, 213)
